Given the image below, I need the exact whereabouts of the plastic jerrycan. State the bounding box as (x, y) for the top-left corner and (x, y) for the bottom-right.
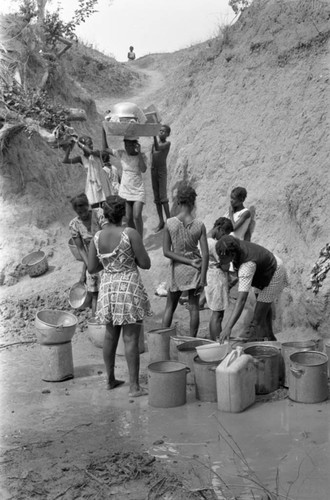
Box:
(216, 346), (257, 413)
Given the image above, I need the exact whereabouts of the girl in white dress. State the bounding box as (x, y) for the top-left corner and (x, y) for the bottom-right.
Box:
(103, 135), (148, 237)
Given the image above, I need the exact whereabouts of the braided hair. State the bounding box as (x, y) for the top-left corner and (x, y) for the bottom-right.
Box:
(177, 183), (197, 208)
(211, 217), (233, 238)
(103, 195), (126, 224)
(215, 235), (241, 260)
(231, 186), (247, 202)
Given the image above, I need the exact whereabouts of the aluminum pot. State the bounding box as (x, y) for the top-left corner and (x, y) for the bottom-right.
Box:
(22, 251), (48, 277)
(177, 339), (215, 385)
(35, 309), (77, 345)
(148, 361), (190, 408)
(243, 345), (280, 394)
(147, 326), (176, 363)
(281, 340), (321, 388)
(193, 355), (219, 402)
(289, 351), (328, 403)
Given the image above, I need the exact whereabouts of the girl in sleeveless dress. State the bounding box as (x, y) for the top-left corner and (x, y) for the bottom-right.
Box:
(88, 196), (151, 397)
(69, 193), (106, 316)
(162, 184), (209, 337)
(103, 135), (148, 237)
(204, 217), (234, 340)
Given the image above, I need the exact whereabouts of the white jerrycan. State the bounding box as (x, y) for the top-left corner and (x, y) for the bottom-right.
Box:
(216, 346), (256, 413)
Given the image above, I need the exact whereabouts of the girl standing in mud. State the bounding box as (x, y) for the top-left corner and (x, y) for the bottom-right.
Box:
(88, 195), (151, 397)
(162, 184), (209, 337)
(204, 217), (234, 340)
(69, 193), (106, 317)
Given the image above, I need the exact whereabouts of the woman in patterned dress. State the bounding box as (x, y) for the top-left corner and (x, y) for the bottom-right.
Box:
(88, 195), (151, 397)
(215, 236), (288, 343)
(162, 184), (209, 337)
(69, 193), (106, 316)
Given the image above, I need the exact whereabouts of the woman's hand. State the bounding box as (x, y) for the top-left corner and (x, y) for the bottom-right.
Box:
(190, 258), (202, 269)
(194, 279), (206, 296)
(219, 325), (232, 344)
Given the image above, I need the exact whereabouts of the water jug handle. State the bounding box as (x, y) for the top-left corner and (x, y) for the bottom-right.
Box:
(223, 349), (239, 368)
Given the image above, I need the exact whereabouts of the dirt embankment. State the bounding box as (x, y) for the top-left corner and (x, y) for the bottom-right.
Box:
(1, 0), (330, 340)
(134, 0), (330, 337)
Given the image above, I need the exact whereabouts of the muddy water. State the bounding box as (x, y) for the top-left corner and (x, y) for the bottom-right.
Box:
(1, 338), (329, 499)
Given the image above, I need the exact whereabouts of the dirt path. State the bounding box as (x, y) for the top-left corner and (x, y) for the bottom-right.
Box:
(95, 67), (165, 114)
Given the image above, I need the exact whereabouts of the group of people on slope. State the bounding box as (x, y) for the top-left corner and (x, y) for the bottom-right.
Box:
(63, 125), (172, 396)
(63, 125), (288, 397)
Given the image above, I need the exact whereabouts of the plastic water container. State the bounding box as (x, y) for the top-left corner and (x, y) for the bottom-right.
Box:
(216, 347), (256, 413)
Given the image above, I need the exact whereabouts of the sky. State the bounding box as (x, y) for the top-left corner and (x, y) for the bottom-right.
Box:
(1, 0), (236, 61)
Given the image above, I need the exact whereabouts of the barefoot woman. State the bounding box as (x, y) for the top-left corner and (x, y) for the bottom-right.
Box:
(88, 195), (151, 397)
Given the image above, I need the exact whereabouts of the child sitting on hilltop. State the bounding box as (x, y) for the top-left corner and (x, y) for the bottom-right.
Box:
(127, 46), (136, 61)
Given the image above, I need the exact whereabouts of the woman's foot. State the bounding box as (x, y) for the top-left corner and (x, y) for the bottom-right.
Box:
(106, 379), (125, 390)
(128, 387), (148, 397)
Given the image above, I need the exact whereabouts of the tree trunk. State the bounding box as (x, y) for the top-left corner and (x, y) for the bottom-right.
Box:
(37, 0), (48, 22)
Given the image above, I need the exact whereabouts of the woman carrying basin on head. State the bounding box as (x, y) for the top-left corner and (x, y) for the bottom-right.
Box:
(103, 134), (148, 238)
(215, 236), (288, 343)
(88, 195), (151, 397)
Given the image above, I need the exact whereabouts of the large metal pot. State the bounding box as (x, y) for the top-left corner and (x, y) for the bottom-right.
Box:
(281, 340), (321, 387)
(289, 351), (328, 403)
(108, 102), (147, 124)
(148, 361), (190, 408)
(35, 309), (77, 345)
(243, 345), (280, 394)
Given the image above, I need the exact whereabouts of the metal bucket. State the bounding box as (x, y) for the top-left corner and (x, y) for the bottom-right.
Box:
(193, 355), (218, 402)
(243, 345), (280, 394)
(35, 309), (77, 345)
(147, 326), (176, 362)
(170, 336), (201, 360)
(289, 351), (328, 403)
(87, 319), (106, 348)
(325, 341), (330, 378)
(281, 340), (320, 388)
(177, 339), (214, 385)
(148, 361), (190, 408)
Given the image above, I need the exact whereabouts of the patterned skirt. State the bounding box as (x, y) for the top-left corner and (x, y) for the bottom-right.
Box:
(256, 256), (289, 303)
(96, 270), (151, 325)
